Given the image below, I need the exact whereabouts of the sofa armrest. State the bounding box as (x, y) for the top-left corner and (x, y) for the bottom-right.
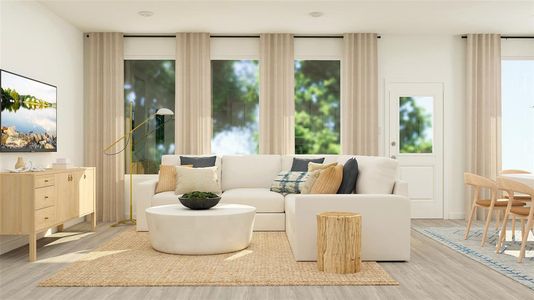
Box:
(393, 180), (409, 197)
(136, 179), (158, 231)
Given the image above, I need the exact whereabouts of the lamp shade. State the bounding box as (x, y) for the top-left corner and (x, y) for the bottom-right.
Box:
(155, 108), (174, 116)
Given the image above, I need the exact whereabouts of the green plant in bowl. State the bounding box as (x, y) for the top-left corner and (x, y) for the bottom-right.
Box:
(179, 191), (221, 210)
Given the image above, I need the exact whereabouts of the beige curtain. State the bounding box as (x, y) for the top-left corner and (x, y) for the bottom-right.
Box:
(341, 33), (378, 155)
(175, 33), (211, 154)
(259, 33), (295, 154)
(465, 34), (502, 220)
(84, 32), (125, 222)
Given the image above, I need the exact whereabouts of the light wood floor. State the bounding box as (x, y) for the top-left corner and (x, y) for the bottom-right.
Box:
(0, 220), (532, 300)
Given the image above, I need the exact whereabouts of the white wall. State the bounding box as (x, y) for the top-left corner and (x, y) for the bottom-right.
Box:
(379, 35), (466, 219)
(0, 1), (84, 254)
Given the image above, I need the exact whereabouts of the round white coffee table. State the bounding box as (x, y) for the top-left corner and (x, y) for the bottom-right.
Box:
(145, 204), (256, 255)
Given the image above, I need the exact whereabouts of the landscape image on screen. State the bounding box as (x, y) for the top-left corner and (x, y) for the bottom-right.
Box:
(1, 70), (57, 152)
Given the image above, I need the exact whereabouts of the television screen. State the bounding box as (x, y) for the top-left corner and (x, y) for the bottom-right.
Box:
(1, 70), (57, 152)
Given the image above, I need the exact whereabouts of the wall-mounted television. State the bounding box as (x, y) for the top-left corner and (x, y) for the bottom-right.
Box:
(1, 69), (57, 152)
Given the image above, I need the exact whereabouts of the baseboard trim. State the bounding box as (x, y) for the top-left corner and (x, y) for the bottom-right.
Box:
(447, 212), (465, 220)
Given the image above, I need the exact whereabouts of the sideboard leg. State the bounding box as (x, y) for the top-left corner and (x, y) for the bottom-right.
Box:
(28, 233), (37, 262)
(91, 213), (97, 231)
(57, 224), (64, 232)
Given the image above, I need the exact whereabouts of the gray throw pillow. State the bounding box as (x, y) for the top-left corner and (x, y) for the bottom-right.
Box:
(180, 156), (216, 168)
(337, 157), (359, 194)
(290, 157), (325, 172)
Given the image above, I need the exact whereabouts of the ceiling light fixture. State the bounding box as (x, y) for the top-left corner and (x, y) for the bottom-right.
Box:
(309, 11), (323, 18)
(138, 11), (154, 17)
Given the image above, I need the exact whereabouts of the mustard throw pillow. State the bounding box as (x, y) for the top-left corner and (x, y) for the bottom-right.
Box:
(155, 164), (192, 194)
(308, 162), (337, 172)
(310, 164), (344, 194)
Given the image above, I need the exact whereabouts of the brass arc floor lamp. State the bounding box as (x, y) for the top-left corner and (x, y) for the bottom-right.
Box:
(103, 105), (174, 226)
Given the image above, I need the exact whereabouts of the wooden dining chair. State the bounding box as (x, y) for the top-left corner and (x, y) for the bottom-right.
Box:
(464, 173), (525, 246)
(496, 177), (534, 263)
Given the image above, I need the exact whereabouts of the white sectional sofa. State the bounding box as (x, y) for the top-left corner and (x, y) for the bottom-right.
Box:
(137, 154), (410, 261)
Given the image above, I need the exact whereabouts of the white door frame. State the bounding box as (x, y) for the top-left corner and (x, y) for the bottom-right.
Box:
(386, 82), (444, 219)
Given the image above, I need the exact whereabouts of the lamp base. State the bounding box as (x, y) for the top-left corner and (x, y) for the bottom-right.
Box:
(111, 218), (137, 227)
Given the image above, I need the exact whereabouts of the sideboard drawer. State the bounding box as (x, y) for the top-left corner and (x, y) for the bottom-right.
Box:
(35, 206), (57, 230)
(34, 175), (55, 188)
(35, 186), (56, 210)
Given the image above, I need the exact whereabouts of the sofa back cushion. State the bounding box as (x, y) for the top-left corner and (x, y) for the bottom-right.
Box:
(337, 155), (398, 194)
(222, 155), (281, 190)
(282, 155), (345, 171)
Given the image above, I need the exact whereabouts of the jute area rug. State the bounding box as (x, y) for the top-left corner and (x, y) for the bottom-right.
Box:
(40, 230), (398, 287)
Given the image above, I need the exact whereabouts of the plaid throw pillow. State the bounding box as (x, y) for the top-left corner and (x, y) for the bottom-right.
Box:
(270, 171), (309, 194)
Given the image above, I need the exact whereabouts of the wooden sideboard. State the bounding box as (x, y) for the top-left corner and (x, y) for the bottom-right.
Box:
(0, 168), (96, 261)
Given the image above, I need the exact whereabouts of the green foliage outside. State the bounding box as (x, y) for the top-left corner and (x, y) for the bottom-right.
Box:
(124, 60), (175, 174)
(295, 60), (340, 154)
(211, 60), (341, 155)
(399, 97), (433, 153)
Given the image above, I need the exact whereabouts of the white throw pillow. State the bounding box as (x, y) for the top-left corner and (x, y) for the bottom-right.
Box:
(175, 166), (222, 195)
(353, 156), (398, 194)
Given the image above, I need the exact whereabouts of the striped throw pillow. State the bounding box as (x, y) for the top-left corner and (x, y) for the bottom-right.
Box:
(270, 171), (309, 194)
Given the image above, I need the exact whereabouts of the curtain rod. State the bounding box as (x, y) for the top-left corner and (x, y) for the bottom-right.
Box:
(461, 35), (534, 39)
(124, 34), (381, 39)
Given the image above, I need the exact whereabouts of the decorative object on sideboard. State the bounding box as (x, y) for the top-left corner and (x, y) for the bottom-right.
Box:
(103, 104), (174, 227)
(0, 69), (57, 152)
(178, 191), (221, 210)
(14, 156), (25, 169)
(51, 158), (73, 169)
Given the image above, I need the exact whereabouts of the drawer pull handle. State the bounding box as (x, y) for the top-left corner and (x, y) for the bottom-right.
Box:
(44, 217), (49, 220)
(44, 196), (49, 199)
(44, 180), (49, 183)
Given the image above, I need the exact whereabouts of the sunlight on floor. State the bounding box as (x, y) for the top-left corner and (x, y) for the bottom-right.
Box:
(504, 229), (534, 242)
(502, 229), (534, 258)
(43, 232), (95, 247)
(224, 249), (253, 261)
(35, 250), (128, 264)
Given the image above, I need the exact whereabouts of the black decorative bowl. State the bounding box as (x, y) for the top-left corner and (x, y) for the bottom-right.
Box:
(179, 196), (221, 210)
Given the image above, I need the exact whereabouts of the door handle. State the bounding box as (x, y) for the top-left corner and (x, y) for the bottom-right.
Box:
(391, 141), (396, 146)
(391, 155), (397, 159)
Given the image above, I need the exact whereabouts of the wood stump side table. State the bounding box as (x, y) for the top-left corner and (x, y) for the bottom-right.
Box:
(316, 212), (361, 274)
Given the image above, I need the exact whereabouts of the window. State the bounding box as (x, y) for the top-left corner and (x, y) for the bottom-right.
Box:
(211, 60), (259, 154)
(399, 96), (433, 154)
(501, 59), (534, 172)
(294, 60), (340, 154)
(124, 60), (175, 174)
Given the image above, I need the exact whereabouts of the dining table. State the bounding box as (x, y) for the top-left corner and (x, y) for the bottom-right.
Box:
(501, 173), (534, 189)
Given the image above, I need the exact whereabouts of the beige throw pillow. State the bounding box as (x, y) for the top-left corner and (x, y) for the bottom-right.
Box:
(311, 164), (344, 194)
(301, 170), (321, 194)
(308, 162), (337, 172)
(175, 166), (221, 195)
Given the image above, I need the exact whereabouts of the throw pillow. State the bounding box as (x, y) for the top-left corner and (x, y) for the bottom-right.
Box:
(290, 157), (325, 172)
(270, 171), (309, 194)
(308, 162), (337, 172)
(180, 156), (216, 168)
(337, 157), (359, 194)
(300, 170), (321, 194)
(311, 164), (344, 194)
(155, 165), (177, 194)
(175, 166), (221, 195)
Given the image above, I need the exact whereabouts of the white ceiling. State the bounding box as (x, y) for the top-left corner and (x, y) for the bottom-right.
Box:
(40, 0), (534, 35)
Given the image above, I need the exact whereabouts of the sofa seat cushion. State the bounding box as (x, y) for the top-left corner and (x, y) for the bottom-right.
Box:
(221, 188), (284, 213)
(152, 192), (182, 207)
